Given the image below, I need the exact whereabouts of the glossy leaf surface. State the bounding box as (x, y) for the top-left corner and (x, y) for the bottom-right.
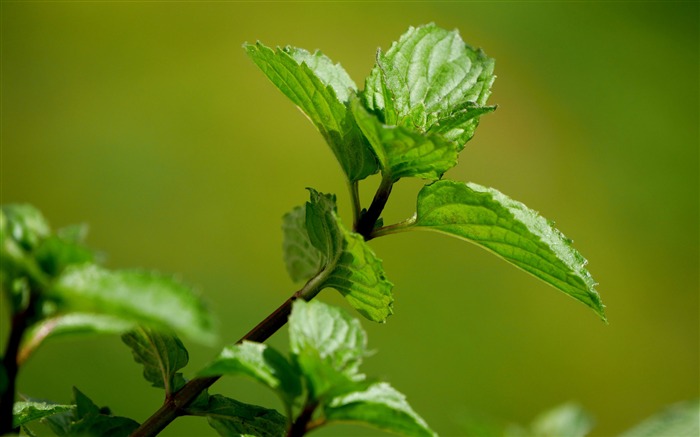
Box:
(413, 180), (605, 320)
(245, 43), (377, 182)
(122, 327), (189, 395)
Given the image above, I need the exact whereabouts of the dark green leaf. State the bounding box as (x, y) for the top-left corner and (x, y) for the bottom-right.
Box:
(351, 98), (459, 181)
(364, 23), (495, 148)
(244, 42), (378, 182)
(50, 265), (217, 343)
(620, 399), (699, 437)
(12, 401), (74, 427)
(412, 180), (605, 320)
(198, 341), (301, 408)
(122, 326), (189, 395)
(187, 394), (287, 437)
(325, 382), (435, 437)
(288, 300), (367, 399)
(282, 190), (393, 322)
(43, 387), (140, 437)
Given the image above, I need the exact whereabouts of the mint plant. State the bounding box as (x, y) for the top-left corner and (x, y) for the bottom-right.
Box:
(1, 23), (621, 437)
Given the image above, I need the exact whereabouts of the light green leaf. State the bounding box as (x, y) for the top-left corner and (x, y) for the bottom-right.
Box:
(412, 180), (605, 320)
(325, 382), (436, 437)
(282, 189), (393, 322)
(288, 300), (367, 399)
(198, 341), (302, 408)
(50, 265), (217, 344)
(364, 23), (495, 148)
(34, 235), (94, 277)
(122, 326), (189, 395)
(351, 98), (459, 181)
(245, 42), (378, 182)
(528, 402), (594, 437)
(12, 401), (74, 427)
(1, 204), (50, 252)
(282, 205), (323, 282)
(187, 394), (287, 437)
(619, 399), (699, 437)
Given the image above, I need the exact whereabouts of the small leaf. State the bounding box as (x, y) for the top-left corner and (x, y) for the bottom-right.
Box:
(364, 23), (495, 148)
(187, 394), (287, 437)
(12, 401), (74, 427)
(412, 180), (605, 320)
(34, 235), (94, 277)
(0, 204), (50, 252)
(198, 341), (301, 408)
(282, 205), (323, 282)
(282, 190), (393, 322)
(619, 399), (699, 437)
(325, 382), (436, 437)
(528, 402), (594, 437)
(122, 326), (189, 395)
(49, 265), (217, 343)
(351, 98), (459, 181)
(43, 387), (140, 437)
(288, 300), (367, 399)
(245, 42), (378, 182)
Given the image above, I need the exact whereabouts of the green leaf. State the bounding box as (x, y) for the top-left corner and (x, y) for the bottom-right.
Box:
(187, 394), (287, 437)
(282, 189), (394, 322)
(619, 399), (699, 437)
(121, 326), (189, 395)
(351, 98), (459, 181)
(12, 401), (74, 427)
(364, 23), (496, 148)
(34, 235), (94, 277)
(49, 265), (217, 344)
(198, 341), (302, 408)
(325, 382), (436, 437)
(528, 402), (594, 437)
(282, 205), (323, 282)
(288, 300), (367, 399)
(24, 313), (136, 343)
(43, 387), (140, 437)
(0, 204), (50, 252)
(412, 180), (606, 320)
(245, 42), (378, 182)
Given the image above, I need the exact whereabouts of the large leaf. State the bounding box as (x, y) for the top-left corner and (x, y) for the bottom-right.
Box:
(12, 401), (74, 427)
(245, 42), (378, 182)
(187, 394), (287, 437)
(288, 300), (367, 399)
(364, 23), (496, 148)
(619, 399), (699, 437)
(50, 265), (217, 344)
(198, 341), (301, 408)
(528, 402), (594, 437)
(326, 382), (436, 437)
(122, 326), (189, 395)
(282, 189), (393, 322)
(351, 98), (459, 181)
(412, 180), (605, 320)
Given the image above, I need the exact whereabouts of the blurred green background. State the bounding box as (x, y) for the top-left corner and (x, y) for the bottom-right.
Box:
(1, 2), (698, 436)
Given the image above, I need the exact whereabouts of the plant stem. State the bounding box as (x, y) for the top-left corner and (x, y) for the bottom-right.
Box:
(355, 174), (394, 239)
(131, 275), (326, 437)
(349, 181), (361, 230)
(287, 401), (318, 437)
(370, 214), (417, 239)
(132, 175), (394, 437)
(0, 302), (34, 435)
